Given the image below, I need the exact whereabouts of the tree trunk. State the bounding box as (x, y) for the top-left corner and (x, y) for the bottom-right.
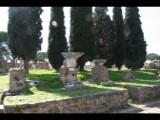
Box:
(118, 67), (121, 70)
(24, 59), (29, 74)
(79, 65), (84, 71)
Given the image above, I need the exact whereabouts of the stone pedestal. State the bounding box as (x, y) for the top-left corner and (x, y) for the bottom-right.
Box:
(60, 67), (77, 84)
(9, 69), (26, 92)
(122, 71), (135, 81)
(91, 59), (110, 83)
(60, 52), (85, 89)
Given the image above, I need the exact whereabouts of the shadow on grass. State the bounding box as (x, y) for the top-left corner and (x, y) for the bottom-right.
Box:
(109, 69), (160, 86)
(19, 73), (124, 98)
(19, 69), (160, 98)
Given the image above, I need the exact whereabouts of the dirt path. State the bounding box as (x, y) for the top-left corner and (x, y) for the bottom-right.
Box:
(112, 99), (160, 113)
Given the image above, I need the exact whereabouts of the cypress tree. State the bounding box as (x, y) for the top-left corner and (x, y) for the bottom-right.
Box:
(112, 7), (126, 70)
(93, 7), (115, 68)
(69, 7), (95, 71)
(48, 7), (67, 72)
(124, 7), (147, 70)
(8, 7), (43, 73)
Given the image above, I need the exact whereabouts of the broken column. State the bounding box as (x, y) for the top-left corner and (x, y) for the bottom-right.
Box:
(91, 59), (114, 85)
(9, 69), (26, 92)
(60, 52), (85, 89)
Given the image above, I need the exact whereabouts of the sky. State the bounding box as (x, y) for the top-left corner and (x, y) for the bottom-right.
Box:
(0, 7), (160, 55)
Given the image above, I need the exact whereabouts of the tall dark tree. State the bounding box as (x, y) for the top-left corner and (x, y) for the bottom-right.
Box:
(112, 7), (126, 70)
(93, 7), (115, 68)
(124, 7), (147, 70)
(69, 7), (95, 71)
(48, 7), (67, 72)
(8, 7), (43, 73)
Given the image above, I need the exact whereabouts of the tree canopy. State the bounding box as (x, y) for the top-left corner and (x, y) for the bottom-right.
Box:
(112, 7), (126, 70)
(124, 7), (147, 70)
(146, 53), (160, 60)
(8, 7), (43, 73)
(0, 31), (12, 68)
(48, 7), (67, 72)
(93, 7), (115, 68)
(69, 7), (95, 71)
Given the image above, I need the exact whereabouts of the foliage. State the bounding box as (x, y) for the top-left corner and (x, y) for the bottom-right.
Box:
(124, 7), (147, 70)
(8, 7), (43, 74)
(0, 31), (12, 63)
(112, 7), (126, 70)
(69, 7), (95, 71)
(93, 7), (115, 68)
(33, 52), (48, 63)
(48, 7), (67, 72)
(146, 53), (160, 60)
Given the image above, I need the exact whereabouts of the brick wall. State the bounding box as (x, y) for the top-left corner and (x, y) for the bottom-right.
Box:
(125, 85), (160, 101)
(4, 88), (129, 113)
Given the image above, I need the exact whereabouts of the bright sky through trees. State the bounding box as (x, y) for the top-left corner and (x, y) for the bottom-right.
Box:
(0, 7), (160, 55)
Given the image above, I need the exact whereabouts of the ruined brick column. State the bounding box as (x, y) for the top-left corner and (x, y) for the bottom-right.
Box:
(91, 59), (110, 83)
(60, 52), (86, 89)
(9, 69), (26, 92)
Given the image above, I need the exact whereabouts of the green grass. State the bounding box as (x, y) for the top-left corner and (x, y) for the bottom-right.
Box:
(109, 69), (160, 87)
(1, 68), (160, 104)
(0, 73), (9, 90)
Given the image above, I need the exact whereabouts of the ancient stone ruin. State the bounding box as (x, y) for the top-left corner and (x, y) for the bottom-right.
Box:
(60, 52), (86, 89)
(9, 69), (26, 92)
(155, 68), (160, 79)
(0, 60), (9, 73)
(121, 71), (135, 82)
(91, 59), (114, 85)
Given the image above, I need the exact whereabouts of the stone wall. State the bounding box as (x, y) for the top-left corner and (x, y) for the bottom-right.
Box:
(4, 89), (129, 113)
(0, 67), (8, 73)
(125, 85), (160, 101)
(30, 62), (53, 70)
(3, 85), (160, 113)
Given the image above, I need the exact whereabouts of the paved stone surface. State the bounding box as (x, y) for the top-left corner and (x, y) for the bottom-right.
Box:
(112, 99), (160, 113)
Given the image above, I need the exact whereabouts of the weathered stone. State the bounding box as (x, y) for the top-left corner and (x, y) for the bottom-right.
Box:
(122, 71), (135, 81)
(60, 52), (84, 88)
(91, 59), (111, 84)
(0, 67), (7, 73)
(92, 59), (106, 67)
(92, 66), (110, 83)
(60, 67), (77, 84)
(125, 85), (160, 101)
(65, 81), (86, 90)
(3, 88), (129, 113)
(9, 69), (26, 92)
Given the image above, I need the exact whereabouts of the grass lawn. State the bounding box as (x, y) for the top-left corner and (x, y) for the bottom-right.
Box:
(0, 68), (160, 104)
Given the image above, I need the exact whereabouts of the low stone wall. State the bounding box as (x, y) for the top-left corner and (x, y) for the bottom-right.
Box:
(30, 62), (53, 70)
(125, 85), (160, 101)
(4, 89), (129, 113)
(0, 67), (8, 73)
